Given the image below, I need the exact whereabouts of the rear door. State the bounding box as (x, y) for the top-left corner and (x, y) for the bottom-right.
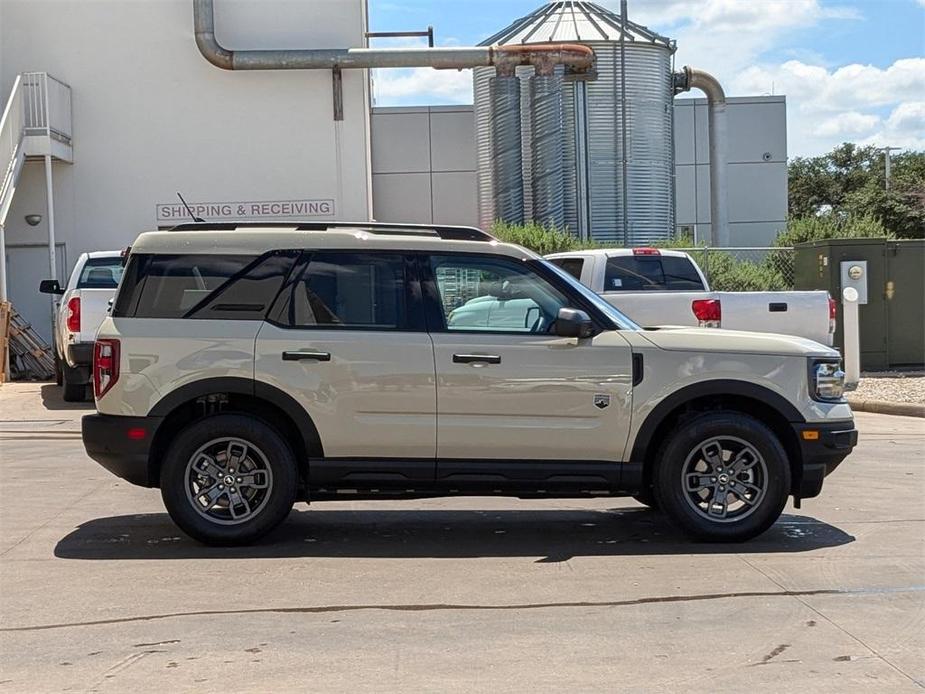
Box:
(424, 253), (634, 486)
(255, 251), (436, 487)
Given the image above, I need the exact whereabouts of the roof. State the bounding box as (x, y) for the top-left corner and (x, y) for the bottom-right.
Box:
(130, 224), (539, 261)
(480, 1), (673, 47)
(546, 248), (693, 258)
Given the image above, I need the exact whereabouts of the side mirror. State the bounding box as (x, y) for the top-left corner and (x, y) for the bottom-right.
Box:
(554, 307), (595, 338)
(39, 279), (64, 295)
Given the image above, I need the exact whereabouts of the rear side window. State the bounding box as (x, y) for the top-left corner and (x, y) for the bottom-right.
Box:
(548, 257), (585, 281)
(113, 252), (297, 319)
(78, 257), (124, 289)
(271, 252), (408, 330)
(604, 255), (704, 291)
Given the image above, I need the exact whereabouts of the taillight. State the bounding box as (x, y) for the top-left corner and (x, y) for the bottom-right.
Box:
(93, 339), (120, 399)
(692, 298), (722, 328)
(66, 297), (81, 332)
(828, 297), (837, 334)
(632, 247), (660, 256)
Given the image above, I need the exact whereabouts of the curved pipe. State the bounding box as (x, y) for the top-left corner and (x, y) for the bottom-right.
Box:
(675, 66), (730, 247)
(193, 0), (593, 72)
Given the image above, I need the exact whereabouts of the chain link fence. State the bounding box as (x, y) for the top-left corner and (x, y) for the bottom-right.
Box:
(672, 247), (796, 291)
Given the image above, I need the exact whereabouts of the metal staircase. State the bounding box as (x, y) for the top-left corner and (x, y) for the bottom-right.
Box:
(0, 72), (73, 302)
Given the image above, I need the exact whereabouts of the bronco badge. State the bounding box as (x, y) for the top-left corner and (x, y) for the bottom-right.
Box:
(593, 394), (610, 409)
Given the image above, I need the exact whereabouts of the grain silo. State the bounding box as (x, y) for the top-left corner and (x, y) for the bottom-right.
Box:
(474, 1), (677, 245)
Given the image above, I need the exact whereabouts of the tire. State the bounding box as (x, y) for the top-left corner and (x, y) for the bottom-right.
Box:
(54, 352), (63, 386)
(653, 411), (791, 542)
(160, 414), (298, 546)
(61, 366), (86, 402)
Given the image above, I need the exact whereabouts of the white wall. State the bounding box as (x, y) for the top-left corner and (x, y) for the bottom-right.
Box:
(674, 96), (788, 246)
(371, 106), (478, 226)
(1, 0), (372, 256)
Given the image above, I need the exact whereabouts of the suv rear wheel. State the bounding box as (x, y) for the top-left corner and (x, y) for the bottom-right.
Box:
(160, 414), (298, 545)
(653, 411), (790, 542)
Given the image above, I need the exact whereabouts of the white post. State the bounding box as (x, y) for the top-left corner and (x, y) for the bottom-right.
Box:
(44, 155), (57, 326)
(842, 286), (860, 388)
(0, 221), (6, 302)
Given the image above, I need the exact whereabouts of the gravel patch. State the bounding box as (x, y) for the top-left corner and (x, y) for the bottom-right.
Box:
(849, 372), (925, 404)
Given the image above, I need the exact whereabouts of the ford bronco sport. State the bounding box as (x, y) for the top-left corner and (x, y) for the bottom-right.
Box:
(82, 222), (857, 546)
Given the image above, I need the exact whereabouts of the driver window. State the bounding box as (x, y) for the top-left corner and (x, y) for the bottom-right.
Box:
(429, 255), (571, 333)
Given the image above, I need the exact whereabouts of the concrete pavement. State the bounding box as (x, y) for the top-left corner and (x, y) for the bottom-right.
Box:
(0, 382), (923, 692)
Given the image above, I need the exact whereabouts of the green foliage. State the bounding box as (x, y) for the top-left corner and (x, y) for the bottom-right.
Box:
(704, 252), (788, 292)
(788, 143), (925, 238)
(490, 221), (594, 254)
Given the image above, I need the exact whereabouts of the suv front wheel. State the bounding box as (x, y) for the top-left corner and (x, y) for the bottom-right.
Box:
(653, 411), (791, 542)
(160, 414), (298, 545)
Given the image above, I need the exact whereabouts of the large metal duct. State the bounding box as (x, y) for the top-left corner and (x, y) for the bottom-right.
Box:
(530, 73), (565, 229)
(674, 66), (729, 247)
(490, 75), (525, 224)
(193, 0), (592, 73)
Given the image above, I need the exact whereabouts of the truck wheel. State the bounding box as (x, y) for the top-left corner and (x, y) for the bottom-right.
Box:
(632, 489), (660, 510)
(54, 352), (63, 386)
(160, 414), (298, 546)
(61, 367), (86, 402)
(653, 411), (791, 542)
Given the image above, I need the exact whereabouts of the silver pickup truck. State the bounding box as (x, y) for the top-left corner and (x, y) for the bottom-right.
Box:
(546, 248), (835, 345)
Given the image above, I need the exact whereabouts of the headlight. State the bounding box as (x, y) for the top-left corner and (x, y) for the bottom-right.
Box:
(812, 361), (845, 401)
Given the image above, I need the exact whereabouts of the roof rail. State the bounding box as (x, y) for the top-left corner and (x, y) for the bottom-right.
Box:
(163, 220), (495, 242)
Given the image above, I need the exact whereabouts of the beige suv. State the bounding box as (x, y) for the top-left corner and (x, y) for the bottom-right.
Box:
(82, 222), (857, 546)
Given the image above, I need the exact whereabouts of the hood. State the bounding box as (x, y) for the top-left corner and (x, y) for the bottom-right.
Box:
(639, 326), (840, 358)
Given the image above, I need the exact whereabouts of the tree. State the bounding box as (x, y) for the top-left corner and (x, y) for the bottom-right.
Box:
(788, 143), (925, 238)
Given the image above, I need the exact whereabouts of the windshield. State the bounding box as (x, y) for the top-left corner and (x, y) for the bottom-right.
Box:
(533, 259), (641, 331)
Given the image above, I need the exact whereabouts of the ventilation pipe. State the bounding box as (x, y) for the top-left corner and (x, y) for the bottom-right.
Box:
(490, 72), (524, 224)
(529, 65), (565, 229)
(193, 0), (592, 73)
(674, 66), (729, 247)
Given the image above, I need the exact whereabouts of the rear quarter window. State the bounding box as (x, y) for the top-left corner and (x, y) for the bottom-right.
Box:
(604, 255), (704, 291)
(113, 251), (297, 319)
(547, 257), (585, 281)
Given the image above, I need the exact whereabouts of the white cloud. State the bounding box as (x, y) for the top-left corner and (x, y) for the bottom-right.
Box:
(730, 58), (925, 154)
(860, 101), (925, 150)
(813, 112), (880, 138)
(372, 67), (472, 105)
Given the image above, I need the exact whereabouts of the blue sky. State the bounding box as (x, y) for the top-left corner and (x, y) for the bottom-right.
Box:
(368, 0), (925, 156)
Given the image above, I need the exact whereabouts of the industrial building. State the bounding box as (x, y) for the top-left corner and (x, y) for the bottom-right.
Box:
(0, 0), (787, 341)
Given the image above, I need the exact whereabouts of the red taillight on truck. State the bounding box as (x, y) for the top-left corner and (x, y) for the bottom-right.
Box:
(93, 339), (120, 399)
(66, 297), (81, 332)
(828, 297), (837, 334)
(692, 298), (722, 328)
(632, 247), (660, 256)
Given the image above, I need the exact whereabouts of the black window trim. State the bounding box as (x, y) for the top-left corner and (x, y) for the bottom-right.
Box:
(113, 251), (298, 320)
(418, 250), (615, 336)
(264, 250), (426, 333)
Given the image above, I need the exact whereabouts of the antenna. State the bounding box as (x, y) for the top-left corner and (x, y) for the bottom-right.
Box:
(177, 192), (205, 223)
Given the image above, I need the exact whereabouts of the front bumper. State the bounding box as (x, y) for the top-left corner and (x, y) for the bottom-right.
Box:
(792, 419), (858, 499)
(82, 414), (163, 488)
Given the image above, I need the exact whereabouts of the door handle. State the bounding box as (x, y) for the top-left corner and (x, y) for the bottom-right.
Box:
(282, 350), (331, 362)
(453, 353), (501, 364)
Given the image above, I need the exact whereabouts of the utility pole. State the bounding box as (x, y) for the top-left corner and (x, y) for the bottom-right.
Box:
(882, 146), (901, 191)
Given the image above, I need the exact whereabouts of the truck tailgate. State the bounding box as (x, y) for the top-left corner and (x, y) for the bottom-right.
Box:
(717, 291), (832, 345)
(76, 288), (117, 343)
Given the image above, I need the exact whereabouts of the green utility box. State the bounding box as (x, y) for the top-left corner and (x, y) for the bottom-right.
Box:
(794, 238), (924, 369)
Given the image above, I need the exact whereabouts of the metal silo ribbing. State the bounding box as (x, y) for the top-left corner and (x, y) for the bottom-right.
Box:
(489, 75), (525, 224)
(529, 74), (565, 229)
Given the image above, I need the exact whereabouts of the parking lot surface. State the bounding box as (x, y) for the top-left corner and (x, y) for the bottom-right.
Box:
(1, 382), (923, 692)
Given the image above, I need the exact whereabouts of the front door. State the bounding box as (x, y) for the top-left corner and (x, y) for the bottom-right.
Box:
(424, 253), (634, 485)
(255, 251), (436, 487)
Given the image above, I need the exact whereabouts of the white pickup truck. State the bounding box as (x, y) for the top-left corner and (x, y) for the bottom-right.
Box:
(39, 251), (123, 401)
(546, 248), (835, 345)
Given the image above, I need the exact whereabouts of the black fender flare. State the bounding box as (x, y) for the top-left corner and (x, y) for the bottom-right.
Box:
(630, 379), (805, 462)
(149, 376), (323, 458)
